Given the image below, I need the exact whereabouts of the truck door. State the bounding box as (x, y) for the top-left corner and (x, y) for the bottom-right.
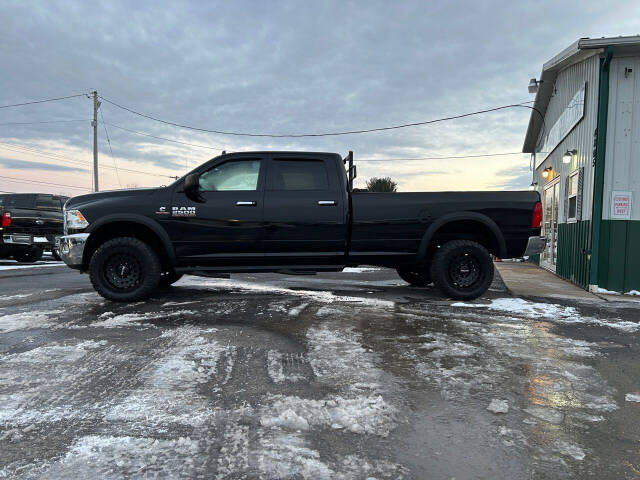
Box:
(168, 157), (266, 265)
(263, 156), (347, 265)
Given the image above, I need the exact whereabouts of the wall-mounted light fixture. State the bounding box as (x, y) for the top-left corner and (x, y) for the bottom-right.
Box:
(529, 181), (538, 191)
(541, 167), (552, 179)
(563, 149), (577, 164)
(528, 78), (543, 94)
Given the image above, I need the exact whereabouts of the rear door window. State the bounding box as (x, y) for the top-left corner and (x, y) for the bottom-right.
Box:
(35, 194), (60, 210)
(270, 159), (329, 191)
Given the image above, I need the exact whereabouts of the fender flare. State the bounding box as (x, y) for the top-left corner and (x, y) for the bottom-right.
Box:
(85, 214), (176, 265)
(417, 212), (508, 261)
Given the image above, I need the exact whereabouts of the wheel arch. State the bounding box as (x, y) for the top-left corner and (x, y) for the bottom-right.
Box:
(83, 215), (175, 270)
(417, 212), (507, 261)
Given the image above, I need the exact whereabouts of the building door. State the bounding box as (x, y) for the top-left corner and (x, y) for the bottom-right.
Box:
(541, 180), (559, 270)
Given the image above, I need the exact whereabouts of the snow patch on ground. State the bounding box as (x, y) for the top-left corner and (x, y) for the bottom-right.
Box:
(315, 306), (346, 317)
(40, 435), (200, 478)
(453, 297), (640, 332)
(89, 309), (195, 328)
(105, 326), (230, 426)
(342, 267), (381, 273)
(554, 440), (586, 461)
(625, 393), (640, 402)
(626, 290), (640, 296)
(288, 302), (309, 317)
(0, 309), (64, 333)
(487, 399), (509, 414)
(180, 276), (395, 308)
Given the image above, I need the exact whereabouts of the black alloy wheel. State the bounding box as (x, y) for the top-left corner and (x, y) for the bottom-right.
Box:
(89, 237), (161, 301)
(430, 240), (493, 300)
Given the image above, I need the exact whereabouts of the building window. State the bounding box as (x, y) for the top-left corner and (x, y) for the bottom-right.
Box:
(567, 170), (579, 222)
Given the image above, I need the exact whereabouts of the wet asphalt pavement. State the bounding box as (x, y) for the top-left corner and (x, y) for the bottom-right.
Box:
(1, 262), (640, 479)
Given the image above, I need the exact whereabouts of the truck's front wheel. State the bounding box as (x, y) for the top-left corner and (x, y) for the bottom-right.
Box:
(430, 240), (493, 300)
(89, 237), (161, 302)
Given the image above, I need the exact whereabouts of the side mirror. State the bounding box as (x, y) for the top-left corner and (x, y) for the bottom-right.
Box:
(184, 173), (205, 203)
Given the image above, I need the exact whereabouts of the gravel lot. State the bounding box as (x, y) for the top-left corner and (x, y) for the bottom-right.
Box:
(1, 264), (640, 479)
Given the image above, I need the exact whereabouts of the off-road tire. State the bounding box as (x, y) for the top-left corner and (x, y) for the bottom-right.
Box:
(396, 265), (431, 287)
(430, 240), (494, 300)
(158, 270), (183, 287)
(89, 237), (161, 302)
(13, 247), (44, 263)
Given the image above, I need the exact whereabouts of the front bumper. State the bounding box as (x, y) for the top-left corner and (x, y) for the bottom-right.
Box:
(58, 233), (90, 269)
(523, 235), (546, 257)
(2, 233), (58, 246)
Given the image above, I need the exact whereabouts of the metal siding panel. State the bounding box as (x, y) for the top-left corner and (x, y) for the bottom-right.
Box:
(534, 55), (599, 223)
(604, 57), (640, 220)
(556, 220), (591, 288)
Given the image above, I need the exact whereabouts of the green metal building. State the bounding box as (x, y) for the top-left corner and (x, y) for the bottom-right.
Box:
(523, 36), (640, 294)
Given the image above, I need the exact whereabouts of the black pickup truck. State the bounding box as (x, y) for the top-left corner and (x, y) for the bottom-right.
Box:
(59, 151), (544, 301)
(0, 193), (67, 262)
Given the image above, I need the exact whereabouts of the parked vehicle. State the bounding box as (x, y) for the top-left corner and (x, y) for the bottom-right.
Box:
(59, 151), (545, 301)
(0, 193), (68, 262)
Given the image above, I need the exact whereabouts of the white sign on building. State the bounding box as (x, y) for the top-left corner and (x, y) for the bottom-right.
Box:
(611, 191), (633, 219)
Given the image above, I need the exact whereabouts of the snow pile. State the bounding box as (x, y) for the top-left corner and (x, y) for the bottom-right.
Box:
(596, 287), (620, 295)
(487, 399), (509, 414)
(260, 394), (395, 436)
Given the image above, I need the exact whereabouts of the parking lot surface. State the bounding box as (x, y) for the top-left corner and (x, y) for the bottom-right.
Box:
(1, 265), (640, 479)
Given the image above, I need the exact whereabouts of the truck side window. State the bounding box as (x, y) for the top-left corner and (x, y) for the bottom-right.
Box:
(271, 159), (329, 191)
(35, 194), (59, 210)
(199, 159), (261, 191)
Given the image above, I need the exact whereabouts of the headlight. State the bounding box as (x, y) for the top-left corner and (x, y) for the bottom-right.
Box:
(64, 209), (89, 233)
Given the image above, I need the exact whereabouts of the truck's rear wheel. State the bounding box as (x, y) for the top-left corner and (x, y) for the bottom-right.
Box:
(430, 240), (493, 300)
(89, 237), (161, 302)
(13, 247), (44, 263)
(397, 266), (431, 287)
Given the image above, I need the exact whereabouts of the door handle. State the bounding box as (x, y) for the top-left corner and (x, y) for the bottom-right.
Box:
(317, 200), (336, 206)
(236, 201), (257, 206)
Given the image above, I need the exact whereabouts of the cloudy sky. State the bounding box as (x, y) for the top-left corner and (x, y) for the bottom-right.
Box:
(1, 0), (639, 195)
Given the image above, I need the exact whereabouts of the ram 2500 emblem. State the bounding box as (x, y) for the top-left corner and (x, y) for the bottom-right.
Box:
(172, 206), (196, 217)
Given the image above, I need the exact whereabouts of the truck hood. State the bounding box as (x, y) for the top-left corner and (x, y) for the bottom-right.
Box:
(65, 187), (167, 209)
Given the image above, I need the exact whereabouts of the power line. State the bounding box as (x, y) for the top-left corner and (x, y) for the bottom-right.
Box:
(0, 94), (86, 109)
(0, 141), (176, 179)
(100, 109), (122, 188)
(102, 121), (224, 150)
(0, 119), (89, 126)
(100, 95), (543, 138)
(0, 174), (90, 191)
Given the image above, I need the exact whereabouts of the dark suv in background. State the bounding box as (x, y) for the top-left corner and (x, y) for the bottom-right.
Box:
(0, 193), (68, 262)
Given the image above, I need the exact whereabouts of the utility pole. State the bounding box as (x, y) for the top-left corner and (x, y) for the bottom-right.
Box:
(92, 90), (99, 192)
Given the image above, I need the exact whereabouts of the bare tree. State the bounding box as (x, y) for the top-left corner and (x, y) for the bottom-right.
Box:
(365, 177), (398, 192)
